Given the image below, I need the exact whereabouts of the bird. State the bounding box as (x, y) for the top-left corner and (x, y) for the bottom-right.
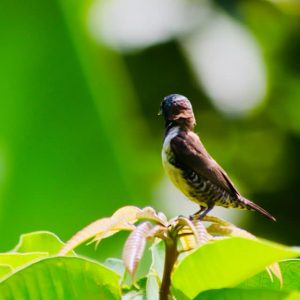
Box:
(159, 94), (276, 221)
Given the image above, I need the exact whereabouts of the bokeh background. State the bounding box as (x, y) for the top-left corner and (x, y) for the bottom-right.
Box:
(0, 0), (300, 259)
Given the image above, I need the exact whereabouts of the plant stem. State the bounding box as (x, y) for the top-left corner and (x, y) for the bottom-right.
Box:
(160, 237), (178, 300)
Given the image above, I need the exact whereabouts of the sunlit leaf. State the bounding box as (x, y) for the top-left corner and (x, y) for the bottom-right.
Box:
(157, 212), (168, 225)
(123, 222), (153, 278)
(177, 217), (200, 245)
(146, 225), (167, 240)
(111, 206), (142, 222)
(207, 224), (254, 239)
(0, 265), (12, 279)
(136, 207), (168, 226)
(179, 229), (197, 252)
(0, 257), (121, 299)
(59, 207), (141, 255)
(0, 231), (71, 280)
(0, 253), (48, 269)
(192, 220), (212, 245)
(59, 218), (111, 255)
(13, 231), (69, 255)
(171, 237), (300, 299)
(177, 217), (211, 252)
(202, 215), (231, 226)
(207, 224), (282, 284)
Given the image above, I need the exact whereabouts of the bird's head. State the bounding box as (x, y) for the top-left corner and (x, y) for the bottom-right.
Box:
(159, 94), (196, 129)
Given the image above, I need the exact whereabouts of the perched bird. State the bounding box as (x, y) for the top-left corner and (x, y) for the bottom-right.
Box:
(159, 94), (275, 221)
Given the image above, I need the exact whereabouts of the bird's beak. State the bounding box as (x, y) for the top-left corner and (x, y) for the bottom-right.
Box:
(157, 107), (162, 116)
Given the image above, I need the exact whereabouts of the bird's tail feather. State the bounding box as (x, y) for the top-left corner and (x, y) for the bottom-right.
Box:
(239, 196), (276, 222)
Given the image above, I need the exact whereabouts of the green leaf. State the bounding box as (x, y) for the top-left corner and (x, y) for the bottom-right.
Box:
(144, 241), (165, 300)
(13, 231), (68, 255)
(104, 258), (125, 277)
(239, 259), (300, 292)
(194, 288), (300, 300)
(0, 256), (121, 300)
(146, 274), (160, 300)
(0, 266), (12, 279)
(0, 253), (48, 270)
(0, 231), (68, 280)
(171, 237), (300, 299)
(123, 277), (147, 300)
(149, 241), (165, 281)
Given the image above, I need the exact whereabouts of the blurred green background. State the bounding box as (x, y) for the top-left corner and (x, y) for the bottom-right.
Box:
(0, 0), (299, 259)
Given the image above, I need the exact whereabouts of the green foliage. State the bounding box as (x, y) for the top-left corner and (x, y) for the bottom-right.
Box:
(0, 257), (120, 300)
(172, 238), (300, 299)
(240, 260), (300, 292)
(0, 211), (299, 299)
(0, 231), (120, 299)
(13, 231), (67, 255)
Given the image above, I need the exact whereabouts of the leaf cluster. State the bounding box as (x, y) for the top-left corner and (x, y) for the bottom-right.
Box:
(0, 207), (299, 299)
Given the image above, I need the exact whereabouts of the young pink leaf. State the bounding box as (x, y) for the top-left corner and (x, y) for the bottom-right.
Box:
(122, 222), (153, 278)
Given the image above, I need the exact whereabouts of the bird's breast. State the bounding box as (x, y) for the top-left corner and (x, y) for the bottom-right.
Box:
(161, 126), (200, 203)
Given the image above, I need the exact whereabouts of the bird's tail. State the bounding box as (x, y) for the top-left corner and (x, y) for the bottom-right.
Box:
(239, 196), (276, 222)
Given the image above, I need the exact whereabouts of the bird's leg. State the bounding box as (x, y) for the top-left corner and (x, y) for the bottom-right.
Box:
(191, 204), (214, 221)
(189, 206), (206, 221)
(198, 205), (214, 220)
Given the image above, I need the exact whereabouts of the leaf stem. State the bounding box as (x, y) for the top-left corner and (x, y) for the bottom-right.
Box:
(160, 236), (179, 300)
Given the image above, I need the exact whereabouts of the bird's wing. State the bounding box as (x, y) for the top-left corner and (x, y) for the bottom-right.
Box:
(170, 131), (240, 197)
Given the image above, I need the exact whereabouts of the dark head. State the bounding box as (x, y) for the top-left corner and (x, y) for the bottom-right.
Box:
(159, 94), (196, 130)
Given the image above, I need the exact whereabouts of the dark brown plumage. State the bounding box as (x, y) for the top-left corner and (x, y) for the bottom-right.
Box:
(160, 94), (276, 221)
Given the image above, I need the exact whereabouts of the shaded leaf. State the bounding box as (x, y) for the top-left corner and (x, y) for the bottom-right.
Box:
(171, 237), (300, 299)
(149, 241), (165, 281)
(123, 222), (153, 278)
(103, 258), (125, 277)
(146, 273), (160, 300)
(122, 290), (144, 300)
(268, 262), (283, 287)
(194, 288), (300, 300)
(0, 257), (120, 299)
(122, 276), (147, 299)
(239, 259), (300, 292)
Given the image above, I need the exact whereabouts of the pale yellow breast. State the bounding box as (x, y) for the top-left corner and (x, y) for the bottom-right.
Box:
(161, 127), (195, 201)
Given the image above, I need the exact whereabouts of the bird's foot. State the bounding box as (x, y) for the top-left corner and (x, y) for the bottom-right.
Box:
(189, 213), (202, 221)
